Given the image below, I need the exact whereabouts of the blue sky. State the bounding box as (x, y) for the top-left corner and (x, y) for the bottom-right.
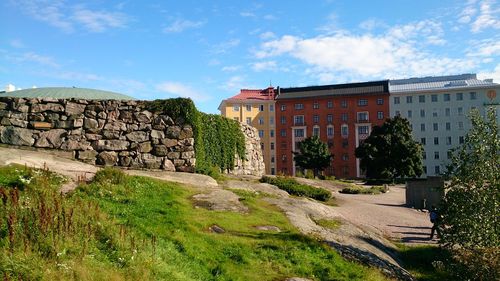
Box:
(1, 0), (499, 113)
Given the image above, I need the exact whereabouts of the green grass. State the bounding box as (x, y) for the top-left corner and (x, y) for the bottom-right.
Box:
(0, 166), (387, 281)
(397, 245), (453, 281)
(260, 176), (332, 201)
(313, 218), (342, 230)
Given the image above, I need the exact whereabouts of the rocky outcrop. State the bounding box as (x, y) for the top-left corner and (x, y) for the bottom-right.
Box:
(0, 97), (195, 171)
(230, 124), (265, 177)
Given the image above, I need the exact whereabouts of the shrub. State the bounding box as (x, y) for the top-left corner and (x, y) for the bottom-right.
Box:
(260, 176), (331, 201)
(93, 167), (127, 185)
(339, 185), (388, 195)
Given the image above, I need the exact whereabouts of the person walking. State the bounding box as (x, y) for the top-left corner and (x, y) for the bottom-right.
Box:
(429, 205), (441, 239)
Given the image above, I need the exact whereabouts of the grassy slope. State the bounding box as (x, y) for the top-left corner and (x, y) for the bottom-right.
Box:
(0, 166), (387, 281)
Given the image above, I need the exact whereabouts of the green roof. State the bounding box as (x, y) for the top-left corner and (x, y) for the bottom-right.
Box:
(2, 87), (135, 100)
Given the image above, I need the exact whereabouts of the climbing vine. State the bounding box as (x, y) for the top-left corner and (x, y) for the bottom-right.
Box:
(145, 98), (245, 174)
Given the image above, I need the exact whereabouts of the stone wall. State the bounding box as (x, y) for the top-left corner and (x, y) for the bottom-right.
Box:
(0, 97), (195, 172)
(230, 124), (265, 177)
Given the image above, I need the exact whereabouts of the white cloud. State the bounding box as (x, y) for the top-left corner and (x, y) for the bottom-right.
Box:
(460, 0), (500, 32)
(477, 63), (500, 82)
(12, 1), (129, 33)
(263, 14), (277, 20)
(72, 7), (127, 32)
(221, 76), (253, 92)
(163, 19), (205, 33)
(240, 12), (255, 17)
(9, 52), (60, 68)
(359, 18), (386, 30)
(468, 38), (500, 56)
(388, 20), (445, 45)
(252, 61), (277, 72)
(155, 82), (210, 101)
(222, 65), (240, 72)
(212, 39), (240, 54)
(9, 39), (25, 48)
(260, 31), (276, 40)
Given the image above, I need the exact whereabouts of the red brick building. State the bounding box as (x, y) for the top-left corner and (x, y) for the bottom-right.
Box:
(275, 81), (390, 178)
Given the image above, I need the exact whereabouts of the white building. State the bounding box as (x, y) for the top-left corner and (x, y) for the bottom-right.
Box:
(389, 74), (499, 176)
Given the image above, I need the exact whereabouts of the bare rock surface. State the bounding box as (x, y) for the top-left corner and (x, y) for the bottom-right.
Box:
(223, 179), (289, 198)
(193, 189), (249, 213)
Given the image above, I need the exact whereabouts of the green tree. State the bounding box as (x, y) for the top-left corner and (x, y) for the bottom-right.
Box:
(293, 136), (332, 177)
(355, 115), (423, 180)
(440, 107), (499, 280)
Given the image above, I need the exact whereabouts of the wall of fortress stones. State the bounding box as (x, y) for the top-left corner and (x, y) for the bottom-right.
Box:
(0, 97), (265, 176)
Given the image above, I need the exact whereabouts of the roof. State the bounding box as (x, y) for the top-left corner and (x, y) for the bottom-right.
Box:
(389, 74), (498, 93)
(227, 87), (276, 101)
(276, 80), (389, 100)
(2, 87), (135, 100)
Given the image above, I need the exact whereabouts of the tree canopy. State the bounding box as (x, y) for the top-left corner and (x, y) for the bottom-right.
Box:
(293, 136), (332, 177)
(440, 107), (499, 280)
(355, 115), (423, 180)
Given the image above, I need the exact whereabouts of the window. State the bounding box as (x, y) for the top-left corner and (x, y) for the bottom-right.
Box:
(446, 136), (452, 145)
(433, 111), (438, 117)
(377, 98), (384, 105)
(421, 138), (426, 145)
(444, 94), (450, 101)
(341, 113), (348, 121)
(294, 129), (304, 137)
(313, 102), (319, 109)
(327, 114), (333, 123)
(406, 96), (413, 104)
(447, 151), (452, 159)
(342, 154), (349, 161)
(434, 137), (439, 145)
(270, 142), (275, 150)
(327, 126), (334, 138)
(280, 129), (286, 137)
(259, 104), (264, 111)
(269, 104), (274, 111)
(341, 124), (348, 137)
(294, 115), (304, 125)
(327, 101), (333, 108)
(433, 123), (438, 131)
(434, 151), (440, 159)
(407, 110), (412, 118)
(394, 97), (400, 104)
(246, 105), (251, 111)
(435, 166), (440, 174)
(423, 152), (426, 159)
(358, 125), (369, 134)
(420, 109), (425, 117)
(280, 116), (286, 124)
(281, 104), (286, 111)
(270, 117), (274, 125)
(233, 117), (239, 122)
(271, 168), (275, 175)
(270, 130), (274, 137)
(245, 117), (252, 125)
(281, 154), (286, 162)
(459, 136), (464, 144)
(456, 92), (463, 101)
(281, 141), (286, 149)
(431, 95), (438, 102)
(313, 126), (320, 137)
(458, 121), (464, 130)
(259, 130), (264, 138)
(233, 105), (240, 111)
(341, 100), (347, 108)
(258, 117), (264, 125)
(421, 123), (426, 131)
(469, 92), (477, 100)
(419, 95), (425, 103)
(458, 107), (463, 116)
(328, 141), (333, 148)
(446, 122), (451, 131)
(313, 115), (319, 123)
(342, 139), (348, 148)
(358, 99), (368, 106)
(261, 143), (264, 150)
(424, 166), (427, 174)
(294, 103), (304, 110)
(445, 108), (450, 117)
(377, 111), (384, 120)
(357, 112), (369, 122)
(395, 110), (401, 116)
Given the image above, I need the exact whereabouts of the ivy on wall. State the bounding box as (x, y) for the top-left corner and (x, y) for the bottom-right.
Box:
(146, 98), (245, 173)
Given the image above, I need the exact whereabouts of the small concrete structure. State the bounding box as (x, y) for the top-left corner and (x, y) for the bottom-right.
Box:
(406, 176), (444, 210)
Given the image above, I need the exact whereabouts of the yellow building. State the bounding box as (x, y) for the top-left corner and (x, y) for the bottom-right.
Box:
(218, 87), (276, 175)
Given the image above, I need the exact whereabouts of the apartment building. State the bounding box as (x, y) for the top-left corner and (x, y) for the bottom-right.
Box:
(275, 81), (390, 178)
(218, 87), (276, 174)
(389, 74), (499, 176)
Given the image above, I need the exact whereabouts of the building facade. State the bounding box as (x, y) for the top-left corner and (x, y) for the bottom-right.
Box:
(389, 74), (499, 176)
(218, 87), (276, 174)
(275, 81), (390, 178)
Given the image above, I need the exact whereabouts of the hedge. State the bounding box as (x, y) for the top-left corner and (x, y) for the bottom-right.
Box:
(260, 176), (331, 201)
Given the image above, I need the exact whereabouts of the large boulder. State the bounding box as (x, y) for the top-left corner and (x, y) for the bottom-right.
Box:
(0, 126), (34, 146)
(96, 151), (118, 166)
(35, 129), (67, 148)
